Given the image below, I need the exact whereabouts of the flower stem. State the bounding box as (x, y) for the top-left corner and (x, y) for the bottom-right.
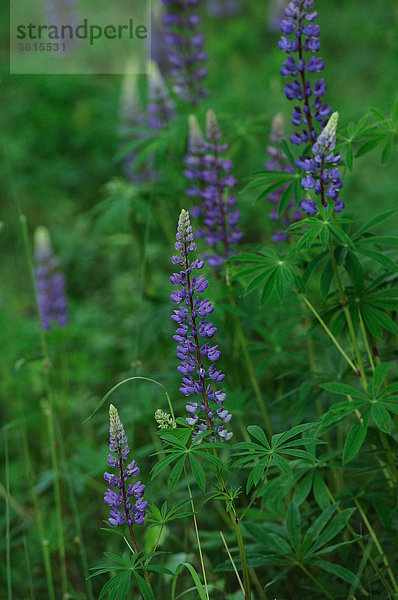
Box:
(354, 498), (398, 595)
(184, 468), (210, 600)
(328, 237), (365, 381)
(299, 293), (357, 373)
(233, 517), (251, 599)
(298, 563), (334, 600)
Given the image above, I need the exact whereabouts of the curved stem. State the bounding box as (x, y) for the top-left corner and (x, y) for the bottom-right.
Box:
(299, 293), (358, 373)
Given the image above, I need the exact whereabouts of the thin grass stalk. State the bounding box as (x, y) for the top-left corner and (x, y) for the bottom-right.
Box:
(5, 432), (12, 600)
(298, 563), (334, 600)
(22, 429), (56, 600)
(23, 535), (36, 600)
(184, 468), (210, 600)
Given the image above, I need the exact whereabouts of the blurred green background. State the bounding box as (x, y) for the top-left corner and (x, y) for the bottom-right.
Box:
(1, 0), (398, 597)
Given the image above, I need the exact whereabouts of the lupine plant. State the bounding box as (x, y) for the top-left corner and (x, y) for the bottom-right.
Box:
(4, 2), (398, 600)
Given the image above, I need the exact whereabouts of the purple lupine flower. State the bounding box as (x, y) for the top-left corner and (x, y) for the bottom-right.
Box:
(186, 110), (243, 266)
(265, 114), (302, 241)
(206, 0), (241, 17)
(104, 404), (147, 527)
(171, 209), (232, 442)
(298, 112), (344, 214)
(43, 0), (79, 52)
(161, 0), (208, 105)
(279, 0), (332, 146)
(34, 227), (68, 331)
(147, 61), (176, 130)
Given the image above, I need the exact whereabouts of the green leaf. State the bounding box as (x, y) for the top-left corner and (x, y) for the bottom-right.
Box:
(312, 560), (362, 588)
(356, 135), (386, 158)
(345, 142), (353, 170)
(392, 98), (398, 127)
(278, 182), (295, 218)
(168, 456), (186, 491)
(354, 208), (398, 239)
(189, 453), (206, 491)
(320, 260), (333, 299)
(313, 508), (355, 551)
(320, 382), (368, 400)
(294, 471), (313, 505)
(313, 471), (330, 510)
(171, 563), (207, 600)
(346, 250), (364, 293)
(273, 454), (292, 478)
(286, 502), (301, 552)
(369, 363), (390, 398)
(357, 247), (396, 272)
(381, 135), (394, 165)
(280, 139), (297, 168)
(319, 399), (368, 431)
(362, 305), (398, 339)
(343, 409), (370, 464)
(260, 269), (277, 305)
(252, 456), (270, 486)
(272, 422), (316, 447)
(371, 403), (391, 434)
(302, 505), (337, 549)
(151, 453), (182, 480)
(99, 572), (131, 600)
(134, 573), (154, 600)
(247, 425), (270, 448)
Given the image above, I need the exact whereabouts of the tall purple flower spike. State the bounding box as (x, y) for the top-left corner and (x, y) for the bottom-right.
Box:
(265, 114), (302, 241)
(297, 112), (344, 214)
(171, 209), (233, 442)
(279, 0), (332, 146)
(147, 61), (176, 130)
(34, 227), (68, 331)
(104, 404), (147, 527)
(161, 0), (208, 105)
(185, 110), (243, 266)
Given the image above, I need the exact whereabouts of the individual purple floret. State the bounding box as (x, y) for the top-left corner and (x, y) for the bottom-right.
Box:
(265, 114), (302, 241)
(185, 110), (243, 266)
(161, 0), (208, 105)
(147, 61), (176, 130)
(104, 404), (147, 527)
(297, 112), (344, 214)
(279, 0), (332, 146)
(34, 227), (68, 331)
(170, 209), (232, 442)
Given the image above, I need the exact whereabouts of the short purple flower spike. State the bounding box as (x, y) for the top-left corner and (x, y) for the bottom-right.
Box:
(34, 227), (68, 331)
(161, 0), (208, 105)
(265, 114), (302, 241)
(297, 112), (344, 214)
(171, 209), (232, 442)
(279, 0), (332, 146)
(185, 110), (243, 265)
(104, 404), (147, 527)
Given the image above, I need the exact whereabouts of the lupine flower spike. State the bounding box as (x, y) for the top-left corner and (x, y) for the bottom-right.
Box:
(265, 113), (301, 241)
(34, 227), (68, 331)
(161, 0), (208, 105)
(155, 409), (177, 429)
(298, 112), (344, 214)
(147, 61), (176, 130)
(104, 404), (147, 530)
(279, 0), (332, 146)
(185, 110), (242, 266)
(171, 209), (233, 442)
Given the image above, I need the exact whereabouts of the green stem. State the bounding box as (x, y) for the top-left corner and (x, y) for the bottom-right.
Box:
(358, 310), (375, 371)
(328, 237), (365, 382)
(184, 469), (210, 600)
(325, 485), (389, 596)
(5, 434), (12, 600)
(19, 212), (68, 596)
(298, 563), (334, 600)
(354, 499), (398, 595)
(22, 431), (55, 600)
(299, 293), (357, 373)
(233, 517), (251, 600)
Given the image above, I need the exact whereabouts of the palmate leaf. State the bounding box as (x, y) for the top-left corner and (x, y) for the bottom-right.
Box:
(361, 304), (398, 339)
(369, 362), (390, 398)
(311, 560), (362, 589)
(353, 207), (398, 239)
(313, 471), (330, 510)
(189, 453), (206, 491)
(371, 403), (391, 434)
(286, 502), (301, 552)
(98, 571), (131, 600)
